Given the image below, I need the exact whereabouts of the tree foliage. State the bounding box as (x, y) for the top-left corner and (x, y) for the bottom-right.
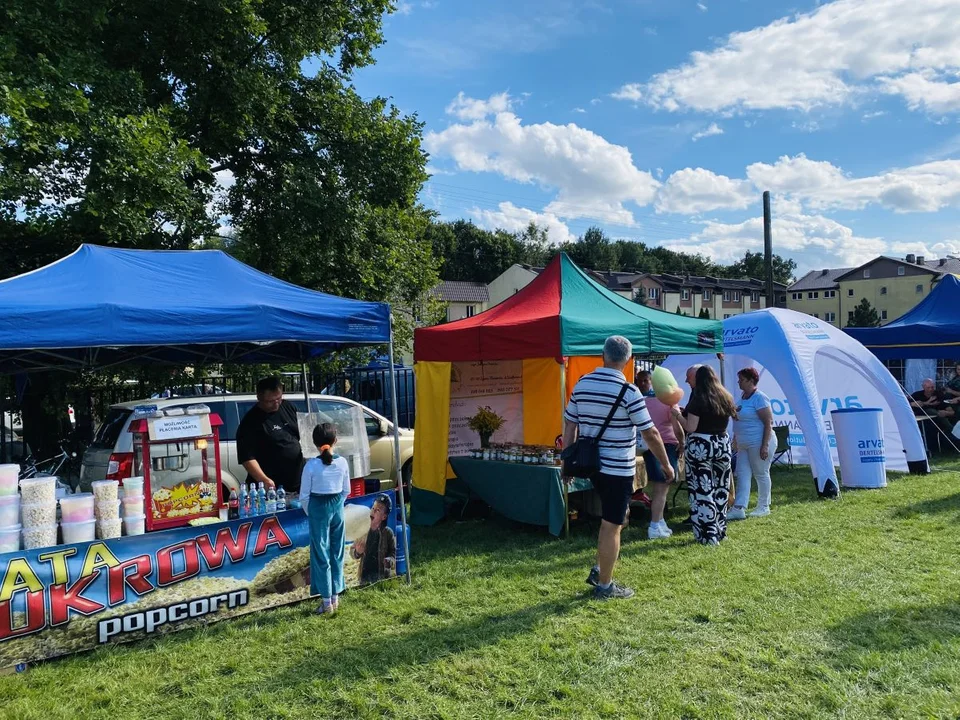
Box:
(724, 251), (797, 286)
(847, 298), (881, 328)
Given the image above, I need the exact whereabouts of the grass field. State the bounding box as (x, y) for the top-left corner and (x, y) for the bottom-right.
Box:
(2, 463), (960, 719)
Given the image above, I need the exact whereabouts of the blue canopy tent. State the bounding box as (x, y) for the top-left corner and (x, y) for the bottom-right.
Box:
(845, 274), (960, 360)
(0, 244), (411, 580)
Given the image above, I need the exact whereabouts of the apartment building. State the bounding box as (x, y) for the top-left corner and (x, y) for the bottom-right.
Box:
(788, 254), (960, 327)
(632, 274), (788, 319)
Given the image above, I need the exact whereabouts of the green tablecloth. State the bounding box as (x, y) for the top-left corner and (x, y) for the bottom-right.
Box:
(448, 457), (592, 537)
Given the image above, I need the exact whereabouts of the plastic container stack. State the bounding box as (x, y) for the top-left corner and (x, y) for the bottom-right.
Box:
(0, 465), (20, 552)
(121, 476), (146, 536)
(20, 477), (58, 550)
(91, 479), (121, 539)
(60, 493), (96, 544)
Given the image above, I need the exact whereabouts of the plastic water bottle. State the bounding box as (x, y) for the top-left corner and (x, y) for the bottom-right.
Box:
(240, 484), (250, 518)
(266, 486), (277, 514)
(276, 486), (286, 512)
(257, 482), (266, 515)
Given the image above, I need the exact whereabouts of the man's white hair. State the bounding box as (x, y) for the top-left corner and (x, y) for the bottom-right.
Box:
(603, 336), (632, 365)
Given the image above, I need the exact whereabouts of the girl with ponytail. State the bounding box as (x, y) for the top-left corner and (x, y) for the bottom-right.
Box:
(299, 422), (351, 615)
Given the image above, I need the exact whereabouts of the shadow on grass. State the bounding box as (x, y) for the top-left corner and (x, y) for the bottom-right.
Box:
(891, 490), (960, 520)
(828, 601), (960, 658)
(243, 595), (584, 698)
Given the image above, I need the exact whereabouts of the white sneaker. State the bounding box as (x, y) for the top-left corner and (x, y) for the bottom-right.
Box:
(657, 520), (673, 536)
(749, 506), (770, 518)
(648, 523), (671, 540)
(728, 507), (747, 521)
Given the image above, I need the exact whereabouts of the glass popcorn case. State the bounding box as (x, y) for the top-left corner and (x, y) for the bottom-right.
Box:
(128, 405), (224, 531)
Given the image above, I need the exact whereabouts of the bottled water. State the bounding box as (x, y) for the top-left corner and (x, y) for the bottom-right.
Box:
(276, 486), (286, 512)
(257, 482), (266, 515)
(266, 486), (277, 514)
(240, 483), (250, 518)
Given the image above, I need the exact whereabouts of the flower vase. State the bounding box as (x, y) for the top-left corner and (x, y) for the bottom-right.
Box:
(479, 432), (492, 448)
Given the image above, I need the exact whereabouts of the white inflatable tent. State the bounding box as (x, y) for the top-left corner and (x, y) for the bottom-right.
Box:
(663, 308), (928, 498)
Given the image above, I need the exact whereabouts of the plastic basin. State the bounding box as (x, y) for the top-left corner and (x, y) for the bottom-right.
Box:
(121, 495), (144, 517)
(21, 502), (56, 528)
(97, 518), (122, 539)
(61, 519), (96, 544)
(0, 496), (20, 527)
(19, 476), (57, 505)
(60, 493), (94, 523)
(123, 514), (146, 536)
(0, 524), (20, 553)
(0, 465), (18, 496)
(122, 477), (145, 496)
(90, 480), (119, 503)
(22, 524), (57, 550)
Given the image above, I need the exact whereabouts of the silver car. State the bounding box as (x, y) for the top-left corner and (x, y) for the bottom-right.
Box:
(80, 393), (414, 497)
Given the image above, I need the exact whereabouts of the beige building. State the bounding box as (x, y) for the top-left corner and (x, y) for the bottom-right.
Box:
(788, 254), (960, 327)
(431, 281), (490, 322)
(632, 274), (787, 319)
(486, 264), (541, 307)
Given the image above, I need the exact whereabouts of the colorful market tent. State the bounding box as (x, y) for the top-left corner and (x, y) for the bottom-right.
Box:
(662, 309), (927, 498)
(411, 252), (724, 524)
(0, 244), (391, 371)
(845, 274), (960, 360)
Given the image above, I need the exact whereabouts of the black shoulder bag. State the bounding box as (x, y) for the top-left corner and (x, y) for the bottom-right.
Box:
(562, 383), (630, 479)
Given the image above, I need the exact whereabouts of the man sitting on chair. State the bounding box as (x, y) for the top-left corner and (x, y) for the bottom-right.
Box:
(910, 378), (959, 453)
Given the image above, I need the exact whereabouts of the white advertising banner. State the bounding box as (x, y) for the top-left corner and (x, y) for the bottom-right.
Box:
(448, 361), (524, 457)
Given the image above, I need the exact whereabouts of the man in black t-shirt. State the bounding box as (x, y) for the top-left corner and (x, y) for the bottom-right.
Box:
(236, 376), (304, 491)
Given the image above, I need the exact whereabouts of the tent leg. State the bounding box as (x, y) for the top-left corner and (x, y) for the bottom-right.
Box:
(560, 361), (570, 539)
(388, 323), (412, 584)
(301, 363), (310, 406)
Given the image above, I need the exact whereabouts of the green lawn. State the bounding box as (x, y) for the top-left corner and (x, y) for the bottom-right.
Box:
(3, 463), (960, 719)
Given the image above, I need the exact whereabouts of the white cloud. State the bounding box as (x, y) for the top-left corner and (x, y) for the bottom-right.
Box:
(573, 107), (587, 114)
(590, 98), (602, 105)
(746, 154), (960, 213)
(610, 83), (643, 102)
(426, 93), (660, 226)
(612, 0), (960, 114)
(791, 120), (821, 133)
(862, 110), (888, 120)
(445, 91), (513, 121)
(395, 1), (413, 15)
(691, 123), (724, 141)
(655, 168), (753, 214)
(661, 211), (887, 272)
(697, 2), (707, 11)
(471, 202), (576, 244)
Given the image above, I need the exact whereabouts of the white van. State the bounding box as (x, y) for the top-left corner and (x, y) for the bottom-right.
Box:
(79, 393), (414, 497)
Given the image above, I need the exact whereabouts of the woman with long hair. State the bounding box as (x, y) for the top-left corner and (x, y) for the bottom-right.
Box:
(729, 367), (776, 520)
(672, 365), (738, 545)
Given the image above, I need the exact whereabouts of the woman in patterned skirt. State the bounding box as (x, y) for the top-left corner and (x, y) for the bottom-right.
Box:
(672, 366), (738, 545)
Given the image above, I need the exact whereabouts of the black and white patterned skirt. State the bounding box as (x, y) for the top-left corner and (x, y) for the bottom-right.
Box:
(685, 432), (733, 544)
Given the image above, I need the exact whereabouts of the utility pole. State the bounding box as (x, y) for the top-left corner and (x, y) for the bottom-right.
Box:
(763, 191), (775, 308)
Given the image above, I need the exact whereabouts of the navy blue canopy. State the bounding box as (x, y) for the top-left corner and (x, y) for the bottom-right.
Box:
(845, 274), (960, 360)
(0, 245), (391, 371)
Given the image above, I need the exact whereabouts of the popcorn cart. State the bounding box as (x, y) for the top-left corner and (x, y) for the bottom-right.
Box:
(128, 405), (224, 531)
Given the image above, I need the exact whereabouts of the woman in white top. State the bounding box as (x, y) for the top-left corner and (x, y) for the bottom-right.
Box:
(729, 367), (776, 520)
(300, 423), (351, 615)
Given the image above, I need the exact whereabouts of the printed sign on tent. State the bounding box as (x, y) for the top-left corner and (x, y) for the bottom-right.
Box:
(448, 361), (523, 456)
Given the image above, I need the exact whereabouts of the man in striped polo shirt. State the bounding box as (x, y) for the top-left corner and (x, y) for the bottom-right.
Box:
(563, 336), (674, 600)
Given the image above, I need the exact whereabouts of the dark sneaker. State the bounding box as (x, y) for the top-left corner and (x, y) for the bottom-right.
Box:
(585, 566), (600, 587)
(593, 581), (636, 600)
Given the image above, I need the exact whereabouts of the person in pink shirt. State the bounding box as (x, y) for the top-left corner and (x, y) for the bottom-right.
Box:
(636, 370), (685, 539)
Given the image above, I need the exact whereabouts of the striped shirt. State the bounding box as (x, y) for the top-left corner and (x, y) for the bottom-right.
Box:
(564, 367), (654, 477)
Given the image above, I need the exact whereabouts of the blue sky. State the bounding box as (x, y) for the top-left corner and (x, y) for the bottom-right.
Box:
(350, 0), (960, 275)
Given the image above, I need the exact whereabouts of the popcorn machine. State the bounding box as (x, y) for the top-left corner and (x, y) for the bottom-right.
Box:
(128, 405), (224, 531)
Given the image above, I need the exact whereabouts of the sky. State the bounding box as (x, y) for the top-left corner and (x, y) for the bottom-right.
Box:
(348, 0), (960, 275)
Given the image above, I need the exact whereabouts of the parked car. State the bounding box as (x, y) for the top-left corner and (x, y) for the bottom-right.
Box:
(321, 362), (415, 429)
(79, 394), (414, 498)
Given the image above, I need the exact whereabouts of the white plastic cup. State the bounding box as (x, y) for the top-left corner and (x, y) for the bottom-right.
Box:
(59, 493), (95, 523)
(0, 465), (18, 496)
(22, 524), (57, 550)
(20, 502), (57, 528)
(121, 494), (144, 517)
(19, 476), (57, 505)
(61, 519), (96, 544)
(122, 477), (145, 496)
(90, 480), (119, 504)
(97, 518), (122, 539)
(0, 524), (21, 553)
(122, 514), (146, 536)
(0, 496), (20, 527)
(95, 499), (121, 521)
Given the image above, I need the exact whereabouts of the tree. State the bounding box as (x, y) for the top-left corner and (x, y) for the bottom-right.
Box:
(726, 251), (797, 286)
(515, 222), (551, 267)
(2, 0), (436, 315)
(564, 227), (619, 271)
(430, 220), (519, 283)
(633, 287), (647, 305)
(698, 308), (710, 319)
(847, 298), (880, 328)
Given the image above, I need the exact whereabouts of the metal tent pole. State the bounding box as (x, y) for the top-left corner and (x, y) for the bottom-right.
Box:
(301, 362), (310, 406)
(387, 318), (412, 584)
